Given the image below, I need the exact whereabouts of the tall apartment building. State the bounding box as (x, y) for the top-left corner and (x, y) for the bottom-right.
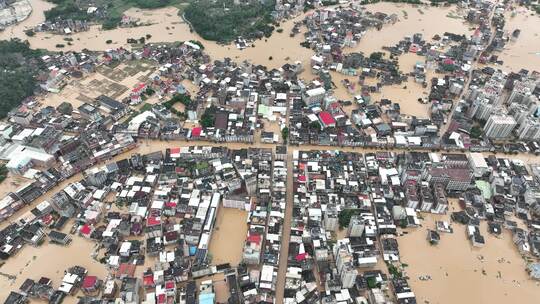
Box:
(508, 102), (537, 125)
(516, 117), (540, 140)
(468, 71), (506, 120)
(483, 114), (517, 138)
(507, 79), (538, 105)
(334, 240), (358, 289)
(347, 215), (365, 237)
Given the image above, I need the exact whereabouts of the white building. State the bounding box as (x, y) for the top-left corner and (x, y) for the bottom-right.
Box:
(483, 114), (517, 138)
(516, 117), (540, 140)
(468, 153), (488, 177)
(347, 215), (364, 237)
(303, 87), (326, 106)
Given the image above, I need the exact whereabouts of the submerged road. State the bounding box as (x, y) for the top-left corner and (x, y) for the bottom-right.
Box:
(275, 151), (294, 303)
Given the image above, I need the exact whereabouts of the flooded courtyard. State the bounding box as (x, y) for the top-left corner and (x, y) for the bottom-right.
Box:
(208, 207), (249, 267)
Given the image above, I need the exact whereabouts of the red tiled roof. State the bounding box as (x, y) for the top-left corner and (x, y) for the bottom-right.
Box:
(147, 216), (161, 226)
(191, 127), (202, 137)
(143, 274), (154, 287)
(80, 224), (92, 235)
(165, 202), (177, 208)
(132, 83), (147, 94)
(165, 281), (175, 290)
(82, 276), (97, 289)
(296, 253), (307, 261)
(117, 263), (136, 277)
(247, 234), (261, 244)
(318, 111), (336, 126)
(443, 58), (455, 65)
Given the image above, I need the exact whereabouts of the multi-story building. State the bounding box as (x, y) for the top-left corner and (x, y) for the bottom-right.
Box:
(516, 117), (540, 140)
(334, 240), (358, 288)
(483, 114), (517, 138)
(347, 215), (365, 237)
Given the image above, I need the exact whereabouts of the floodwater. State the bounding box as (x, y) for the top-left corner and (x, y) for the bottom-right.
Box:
(0, 173), (83, 231)
(0, 173), (32, 198)
(399, 200), (540, 304)
(208, 207), (249, 266)
(0, 232), (107, 302)
(196, 272), (230, 303)
(353, 3), (471, 55)
(0, 0), (54, 40)
(498, 8), (540, 72)
(3, 139), (540, 302)
(1, 1), (540, 302)
(0, 1), (519, 121)
(387, 52), (432, 117)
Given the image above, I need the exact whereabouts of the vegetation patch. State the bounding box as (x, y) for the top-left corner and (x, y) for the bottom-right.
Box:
(44, 0), (187, 30)
(0, 39), (45, 119)
(338, 209), (361, 228)
(163, 93), (191, 118)
(184, 0), (276, 43)
(0, 164), (8, 184)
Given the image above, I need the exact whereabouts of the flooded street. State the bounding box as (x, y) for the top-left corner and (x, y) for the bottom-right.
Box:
(0, 0), (54, 40)
(0, 173), (32, 199)
(2, 139), (540, 302)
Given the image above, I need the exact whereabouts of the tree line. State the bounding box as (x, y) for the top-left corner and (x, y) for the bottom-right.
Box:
(0, 39), (45, 119)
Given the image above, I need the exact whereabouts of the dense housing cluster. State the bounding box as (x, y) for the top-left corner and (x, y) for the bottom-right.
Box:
(2, 145), (290, 304)
(1, 0), (540, 303)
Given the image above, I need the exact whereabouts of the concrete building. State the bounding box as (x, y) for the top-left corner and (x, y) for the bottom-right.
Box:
(334, 240), (358, 288)
(324, 207), (339, 232)
(347, 215), (364, 237)
(516, 117), (540, 140)
(468, 153), (488, 177)
(483, 114), (517, 139)
(303, 87), (326, 107)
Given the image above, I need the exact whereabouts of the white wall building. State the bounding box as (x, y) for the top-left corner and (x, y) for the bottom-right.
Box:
(483, 114), (517, 138)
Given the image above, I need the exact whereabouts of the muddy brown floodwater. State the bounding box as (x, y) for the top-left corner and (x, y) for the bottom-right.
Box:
(208, 207), (249, 266)
(498, 8), (540, 73)
(0, 229), (107, 302)
(399, 200), (540, 304)
(1, 1), (540, 303)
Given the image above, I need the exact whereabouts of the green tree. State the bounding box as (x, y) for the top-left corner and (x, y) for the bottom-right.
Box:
(338, 209), (360, 228)
(0, 164), (8, 183)
(57, 102), (73, 115)
(470, 126), (482, 139)
(201, 112), (215, 128)
(0, 39), (44, 118)
(369, 52), (384, 61)
(184, 0), (276, 43)
(281, 127), (289, 143)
